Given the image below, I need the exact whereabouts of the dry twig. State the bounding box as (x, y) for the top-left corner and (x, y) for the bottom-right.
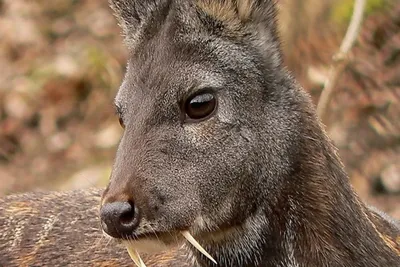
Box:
(316, 0), (366, 122)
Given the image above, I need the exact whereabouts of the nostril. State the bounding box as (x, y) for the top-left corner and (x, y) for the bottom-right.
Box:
(100, 201), (140, 239)
(119, 201), (136, 225)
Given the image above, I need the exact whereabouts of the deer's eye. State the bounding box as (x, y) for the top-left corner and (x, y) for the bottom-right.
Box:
(184, 92), (217, 121)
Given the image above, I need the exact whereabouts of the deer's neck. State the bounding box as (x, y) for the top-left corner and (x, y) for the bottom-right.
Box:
(188, 144), (400, 267)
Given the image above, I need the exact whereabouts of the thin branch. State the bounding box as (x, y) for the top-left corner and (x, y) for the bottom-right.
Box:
(316, 0), (366, 123)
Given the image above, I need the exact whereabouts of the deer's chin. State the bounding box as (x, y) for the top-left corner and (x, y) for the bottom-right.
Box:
(123, 238), (171, 254)
(118, 230), (184, 254)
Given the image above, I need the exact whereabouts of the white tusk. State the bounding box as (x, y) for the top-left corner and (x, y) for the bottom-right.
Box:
(181, 231), (217, 264)
(126, 246), (147, 267)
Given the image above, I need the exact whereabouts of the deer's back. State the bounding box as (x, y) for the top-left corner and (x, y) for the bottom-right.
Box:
(0, 189), (190, 267)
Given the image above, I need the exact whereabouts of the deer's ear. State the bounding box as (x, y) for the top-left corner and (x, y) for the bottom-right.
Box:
(109, 0), (162, 44)
(197, 0), (281, 65)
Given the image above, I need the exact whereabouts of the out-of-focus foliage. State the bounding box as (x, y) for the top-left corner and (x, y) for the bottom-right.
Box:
(0, 0), (399, 217)
(0, 0), (126, 193)
(281, 0), (399, 217)
(331, 3), (400, 200)
(332, 0), (389, 25)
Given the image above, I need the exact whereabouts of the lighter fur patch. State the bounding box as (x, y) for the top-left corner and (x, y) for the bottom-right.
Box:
(283, 218), (300, 267)
(4, 202), (38, 250)
(283, 198), (300, 267)
(16, 213), (60, 266)
(196, 0), (255, 32)
(188, 212), (268, 266)
(35, 214), (60, 248)
(357, 198), (400, 257)
(6, 201), (37, 215)
(10, 216), (27, 249)
(237, 0), (255, 21)
(196, 0), (254, 22)
(124, 239), (169, 254)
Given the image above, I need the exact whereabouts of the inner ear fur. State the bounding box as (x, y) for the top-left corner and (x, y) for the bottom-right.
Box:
(196, 0), (278, 27)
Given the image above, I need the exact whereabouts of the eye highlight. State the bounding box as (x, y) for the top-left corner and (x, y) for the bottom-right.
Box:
(184, 91), (217, 121)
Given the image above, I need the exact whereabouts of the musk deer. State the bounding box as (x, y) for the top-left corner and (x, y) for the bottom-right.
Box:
(1, 0), (400, 266)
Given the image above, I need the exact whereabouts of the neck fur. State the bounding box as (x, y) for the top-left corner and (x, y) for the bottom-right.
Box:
(186, 142), (399, 267)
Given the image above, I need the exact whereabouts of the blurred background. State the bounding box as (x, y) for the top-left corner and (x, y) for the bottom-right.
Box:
(0, 0), (399, 218)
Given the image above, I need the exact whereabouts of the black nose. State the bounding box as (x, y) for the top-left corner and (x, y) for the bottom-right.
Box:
(100, 201), (139, 238)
